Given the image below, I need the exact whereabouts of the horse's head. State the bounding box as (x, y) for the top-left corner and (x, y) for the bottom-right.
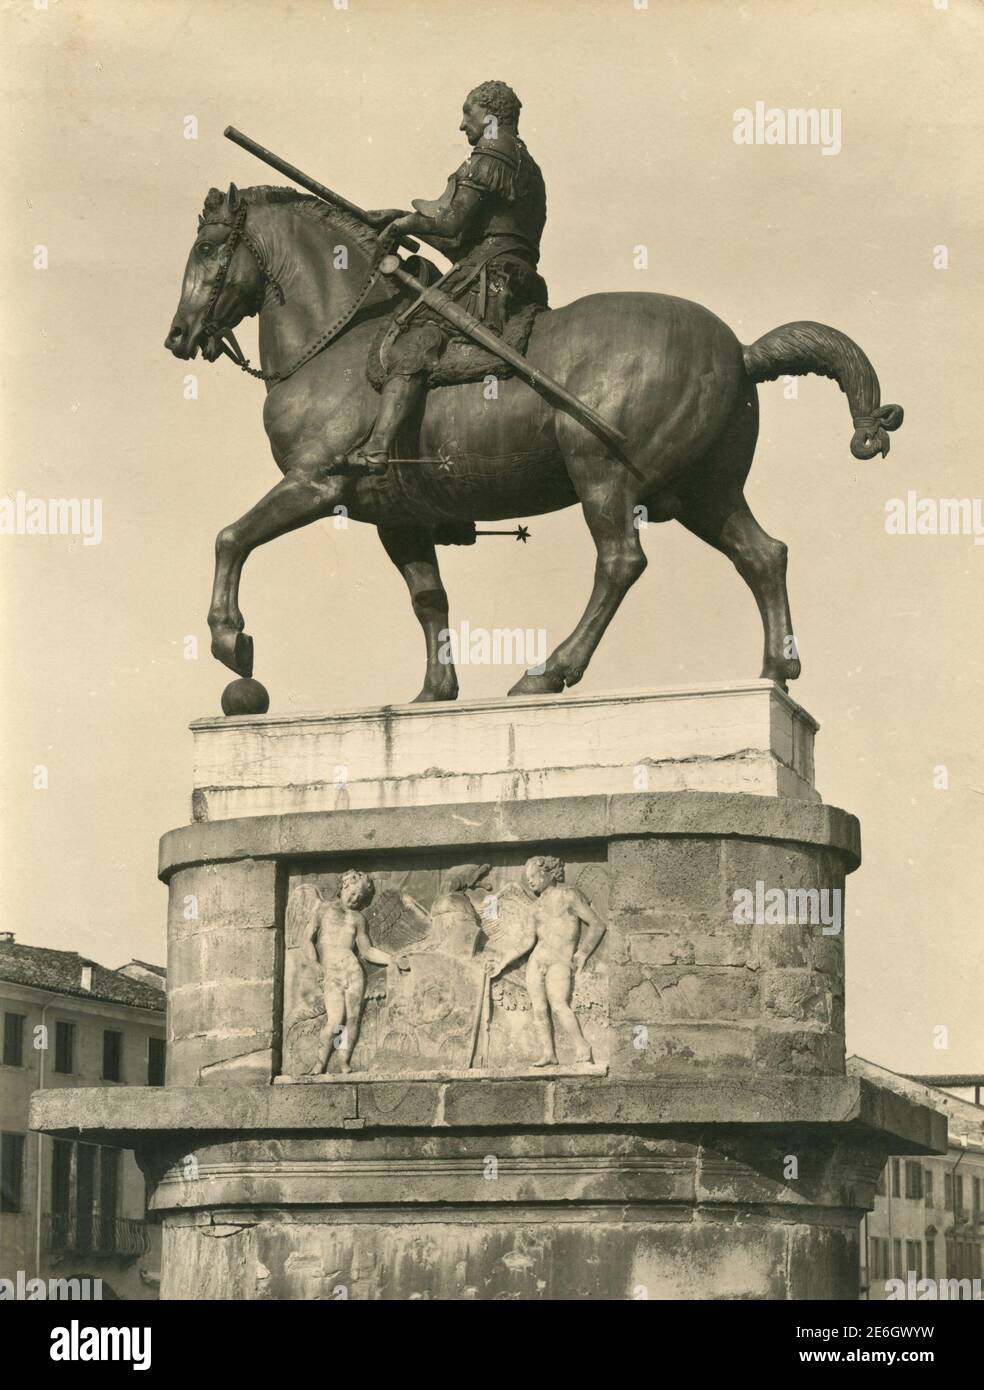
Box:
(165, 183), (268, 361)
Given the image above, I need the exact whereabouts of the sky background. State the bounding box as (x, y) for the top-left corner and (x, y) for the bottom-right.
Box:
(1, 0), (981, 1073)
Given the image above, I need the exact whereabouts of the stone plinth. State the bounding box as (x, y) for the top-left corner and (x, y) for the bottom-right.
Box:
(32, 1075), (944, 1301)
(31, 684), (943, 1300)
(157, 794), (857, 1087)
(189, 680), (819, 821)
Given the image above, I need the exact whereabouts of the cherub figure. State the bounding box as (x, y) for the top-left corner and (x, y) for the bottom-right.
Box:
(310, 870), (409, 1072)
(485, 855), (606, 1066)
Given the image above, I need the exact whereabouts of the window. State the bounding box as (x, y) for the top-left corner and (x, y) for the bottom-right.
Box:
(75, 1145), (95, 1252)
(924, 1168), (934, 1204)
(875, 1166), (886, 1197)
(147, 1036), (165, 1087)
(945, 1171), (953, 1210)
(54, 1021), (75, 1074)
(893, 1238), (903, 1277)
(102, 1029), (123, 1082)
(926, 1238), (936, 1280)
(906, 1240), (923, 1279)
(871, 1237), (891, 1282)
(905, 1162), (923, 1200)
(891, 1159), (901, 1197)
(50, 1141), (128, 1253)
(974, 1177), (981, 1220)
(2, 1013), (25, 1067)
(51, 1138), (72, 1217)
(99, 1147), (120, 1243)
(0, 1132), (26, 1212)
(955, 1174), (965, 1220)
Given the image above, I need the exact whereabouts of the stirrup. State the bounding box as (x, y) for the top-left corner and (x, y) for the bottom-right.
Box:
(344, 446), (390, 475)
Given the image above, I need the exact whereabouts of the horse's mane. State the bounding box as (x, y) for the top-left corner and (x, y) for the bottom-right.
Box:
(202, 184), (377, 254)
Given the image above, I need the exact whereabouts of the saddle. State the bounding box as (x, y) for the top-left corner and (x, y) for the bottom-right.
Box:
(365, 254), (549, 392)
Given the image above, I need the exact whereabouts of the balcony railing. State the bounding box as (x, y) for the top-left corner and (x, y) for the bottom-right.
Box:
(44, 1214), (149, 1258)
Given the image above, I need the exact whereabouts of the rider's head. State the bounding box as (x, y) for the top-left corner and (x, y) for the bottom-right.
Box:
(461, 81), (521, 146)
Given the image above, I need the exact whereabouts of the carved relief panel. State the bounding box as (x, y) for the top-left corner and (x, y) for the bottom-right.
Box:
(281, 846), (610, 1078)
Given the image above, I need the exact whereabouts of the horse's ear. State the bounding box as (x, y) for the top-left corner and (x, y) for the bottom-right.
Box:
(197, 214), (205, 231)
(227, 182), (241, 212)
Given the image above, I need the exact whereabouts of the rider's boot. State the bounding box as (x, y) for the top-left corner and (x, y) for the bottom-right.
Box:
(344, 372), (427, 474)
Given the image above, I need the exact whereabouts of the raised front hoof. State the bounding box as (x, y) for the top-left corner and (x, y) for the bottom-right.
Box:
(508, 669), (566, 697)
(211, 627), (254, 678)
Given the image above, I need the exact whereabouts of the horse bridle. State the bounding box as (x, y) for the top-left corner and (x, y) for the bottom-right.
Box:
(199, 199), (385, 384)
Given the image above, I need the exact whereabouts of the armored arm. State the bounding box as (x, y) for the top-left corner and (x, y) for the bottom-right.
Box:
(380, 184), (484, 255)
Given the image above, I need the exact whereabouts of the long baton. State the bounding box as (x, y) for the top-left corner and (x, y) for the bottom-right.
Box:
(223, 126), (420, 253)
(378, 255), (627, 453)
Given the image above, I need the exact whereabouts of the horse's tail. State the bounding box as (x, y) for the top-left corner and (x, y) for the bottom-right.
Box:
(742, 321), (904, 459)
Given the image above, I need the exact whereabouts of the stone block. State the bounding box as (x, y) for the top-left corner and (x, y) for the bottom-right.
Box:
(167, 859), (278, 939)
(629, 923), (754, 967)
(609, 837), (724, 917)
(169, 979), (275, 1042)
(611, 965), (760, 1022)
(609, 1023), (760, 1075)
(754, 1027), (845, 1076)
(188, 680), (819, 822)
(165, 1031), (277, 1086)
(442, 1081), (550, 1127)
(763, 969), (833, 1024)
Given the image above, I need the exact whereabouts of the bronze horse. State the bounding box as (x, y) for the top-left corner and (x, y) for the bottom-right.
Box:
(165, 183), (902, 703)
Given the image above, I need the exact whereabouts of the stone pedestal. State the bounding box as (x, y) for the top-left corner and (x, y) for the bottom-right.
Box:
(31, 683), (944, 1300)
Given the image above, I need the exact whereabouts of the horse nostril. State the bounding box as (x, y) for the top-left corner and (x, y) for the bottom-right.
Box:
(168, 325), (184, 343)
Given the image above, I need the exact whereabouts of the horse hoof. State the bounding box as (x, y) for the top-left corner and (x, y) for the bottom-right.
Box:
(411, 683), (458, 703)
(211, 628), (254, 678)
(508, 669), (565, 696)
(761, 658), (800, 688)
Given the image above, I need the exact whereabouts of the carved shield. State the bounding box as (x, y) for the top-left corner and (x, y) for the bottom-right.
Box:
(374, 948), (486, 1072)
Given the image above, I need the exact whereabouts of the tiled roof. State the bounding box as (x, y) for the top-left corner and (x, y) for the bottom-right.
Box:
(126, 960), (166, 978)
(0, 941), (166, 1012)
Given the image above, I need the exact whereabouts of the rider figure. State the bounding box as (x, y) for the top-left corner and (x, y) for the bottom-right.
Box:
(346, 80), (547, 474)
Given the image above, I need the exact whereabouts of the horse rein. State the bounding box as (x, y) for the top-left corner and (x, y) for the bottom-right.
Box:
(200, 200), (383, 384)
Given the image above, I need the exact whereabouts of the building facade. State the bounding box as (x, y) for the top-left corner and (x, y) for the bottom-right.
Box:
(0, 935), (165, 1300)
(851, 1058), (984, 1300)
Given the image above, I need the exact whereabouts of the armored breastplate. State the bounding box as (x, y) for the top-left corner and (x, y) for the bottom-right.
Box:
(454, 134), (547, 263)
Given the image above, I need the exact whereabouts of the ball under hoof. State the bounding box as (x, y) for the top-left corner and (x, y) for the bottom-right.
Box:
(220, 677), (270, 716)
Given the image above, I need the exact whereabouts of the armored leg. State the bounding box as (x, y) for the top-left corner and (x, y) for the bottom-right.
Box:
(345, 372), (429, 473)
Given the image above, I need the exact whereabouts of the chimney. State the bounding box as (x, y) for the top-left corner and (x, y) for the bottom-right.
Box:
(80, 964), (93, 991)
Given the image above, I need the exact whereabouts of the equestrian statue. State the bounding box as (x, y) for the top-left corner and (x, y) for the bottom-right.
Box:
(164, 80), (903, 713)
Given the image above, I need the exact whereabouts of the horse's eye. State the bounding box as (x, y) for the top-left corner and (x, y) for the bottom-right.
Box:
(197, 242), (215, 256)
